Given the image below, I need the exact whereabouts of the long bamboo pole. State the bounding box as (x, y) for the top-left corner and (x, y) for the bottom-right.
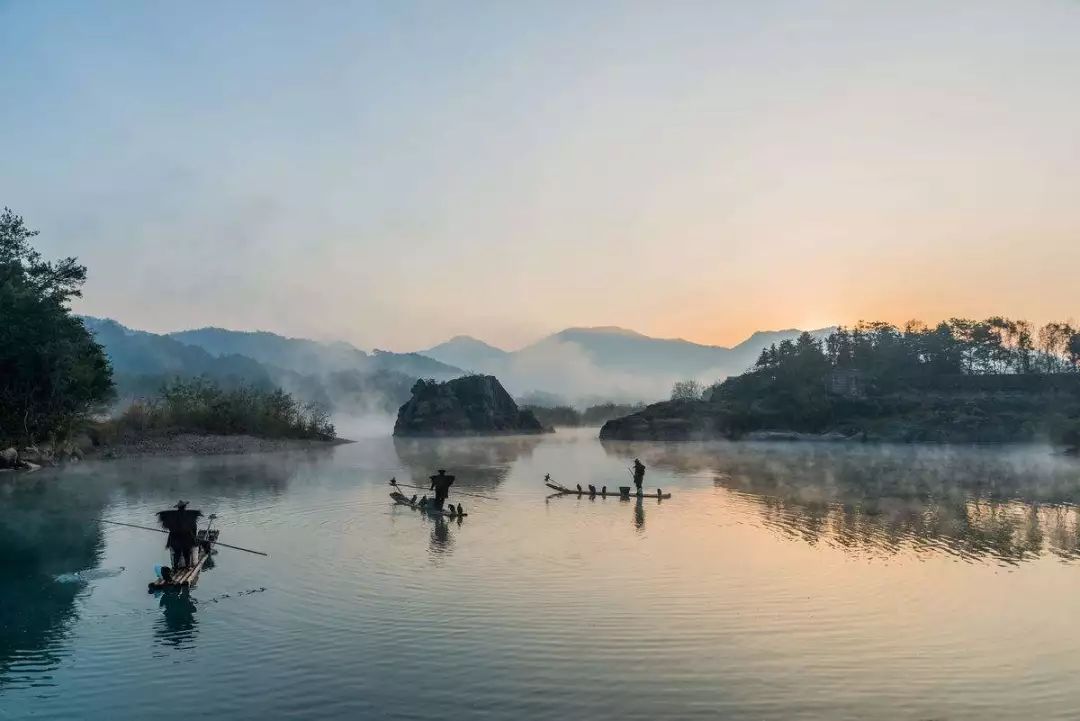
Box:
(100, 519), (269, 557)
(388, 479), (495, 501)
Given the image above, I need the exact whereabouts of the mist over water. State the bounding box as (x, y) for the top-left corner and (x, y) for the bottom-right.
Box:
(4, 430), (1080, 720)
(331, 412), (398, 440)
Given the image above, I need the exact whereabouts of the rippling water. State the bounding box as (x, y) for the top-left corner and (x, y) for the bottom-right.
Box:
(3, 429), (1080, 720)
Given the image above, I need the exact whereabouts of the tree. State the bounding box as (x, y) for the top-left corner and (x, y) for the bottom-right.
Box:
(1038, 323), (1072, 373)
(1068, 332), (1080, 372)
(671, 379), (704, 401)
(0, 209), (113, 442)
(0, 209), (87, 305)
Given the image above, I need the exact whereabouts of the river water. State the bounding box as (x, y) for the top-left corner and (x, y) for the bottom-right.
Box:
(3, 428), (1080, 720)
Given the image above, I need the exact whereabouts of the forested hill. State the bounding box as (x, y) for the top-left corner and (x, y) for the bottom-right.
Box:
(83, 318), (272, 384)
(601, 319), (1080, 446)
(419, 326), (835, 403)
(82, 317), (465, 415)
(169, 326), (461, 379)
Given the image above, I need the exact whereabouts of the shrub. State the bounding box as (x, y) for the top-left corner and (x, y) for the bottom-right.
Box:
(111, 377), (334, 440)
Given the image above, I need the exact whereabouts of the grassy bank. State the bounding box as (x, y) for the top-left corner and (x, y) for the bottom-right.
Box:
(100, 378), (335, 442)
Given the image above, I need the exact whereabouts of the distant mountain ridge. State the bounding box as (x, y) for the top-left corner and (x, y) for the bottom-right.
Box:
(422, 335), (511, 370)
(169, 326), (460, 378)
(80, 317), (464, 415)
(418, 325), (834, 403)
(81, 317), (273, 385)
(84, 316), (834, 412)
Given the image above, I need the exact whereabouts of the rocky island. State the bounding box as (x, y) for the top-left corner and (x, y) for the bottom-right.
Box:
(393, 375), (546, 436)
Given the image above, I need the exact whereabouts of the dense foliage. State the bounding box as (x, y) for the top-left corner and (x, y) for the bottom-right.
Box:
(0, 209), (113, 443)
(739, 319), (1080, 387)
(111, 377), (335, 440)
(523, 405), (582, 428)
(710, 319), (1080, 443)
(582, 402), (646, 426)
(670, 379), (705, 401)
(523, 402), (647, 427)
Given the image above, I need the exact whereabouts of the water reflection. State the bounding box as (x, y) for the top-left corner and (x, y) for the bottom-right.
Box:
(389, 503), (465, 559)
(0, 451), (325, 689)
(393, 436), (541, 492)
(633, 496), (645, 532)
(155, 591), (198, 649)
(429, 515), (452, 555)
(603, 440), (1080, 563)
(0, 472), (107, 689)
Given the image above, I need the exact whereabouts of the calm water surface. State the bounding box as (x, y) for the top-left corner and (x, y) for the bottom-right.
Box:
(4, 428), (1080, 720)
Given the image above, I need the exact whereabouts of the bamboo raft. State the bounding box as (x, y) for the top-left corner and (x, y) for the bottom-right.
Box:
(147, 528), (219, 592)
(545, 481), (671, 499)
(390, 491), (468, 518)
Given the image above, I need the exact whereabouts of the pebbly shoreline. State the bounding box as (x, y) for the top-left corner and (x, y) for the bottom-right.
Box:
(0, 432), (350, 471)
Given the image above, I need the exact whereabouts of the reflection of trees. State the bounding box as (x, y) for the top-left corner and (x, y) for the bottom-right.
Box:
(105, 451), (312, 504)
(0, 473), (108, 688)
(1, 451), (321, 688)
(601, 440), (1080, 563)
(393, 436), (542, 492)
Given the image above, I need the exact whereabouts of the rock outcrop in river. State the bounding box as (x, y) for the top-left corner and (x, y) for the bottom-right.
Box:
(393, 375), (546, 436)
(598, 400), (726, 441)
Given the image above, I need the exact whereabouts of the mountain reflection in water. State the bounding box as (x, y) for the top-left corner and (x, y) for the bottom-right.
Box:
(393, 435), (542, 492)
(6, 433), (1080, 721)
(604, 439), (1080, 564)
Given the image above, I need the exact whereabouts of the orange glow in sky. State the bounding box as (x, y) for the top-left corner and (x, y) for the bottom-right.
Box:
(2, 2), (1078, 350)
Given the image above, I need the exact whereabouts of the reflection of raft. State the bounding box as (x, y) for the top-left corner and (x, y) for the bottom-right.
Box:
(545, 481), (671, 499)
(390, 491), (468, 518)
(147, 528), (219, 592)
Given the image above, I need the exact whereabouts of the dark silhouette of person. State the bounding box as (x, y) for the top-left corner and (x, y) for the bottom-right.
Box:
(157, 501), (201, 569)
(429, 469), (456, 510)
(633, 458), (646, 494)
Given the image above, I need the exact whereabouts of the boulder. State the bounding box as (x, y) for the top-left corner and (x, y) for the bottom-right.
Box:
(394, 375), (546, 437)
(57, 440), (85, 460)
(19, 446), (44, 464)
(0, 447), (17, 468)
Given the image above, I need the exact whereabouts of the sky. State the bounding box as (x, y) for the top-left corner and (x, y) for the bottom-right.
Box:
(1, 1), (1078, 352)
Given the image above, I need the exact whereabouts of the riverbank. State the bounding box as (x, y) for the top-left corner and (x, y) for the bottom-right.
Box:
(600, 381), (1080, 444)
(0, 431), (350, 471)
(87, 431), (351, 460)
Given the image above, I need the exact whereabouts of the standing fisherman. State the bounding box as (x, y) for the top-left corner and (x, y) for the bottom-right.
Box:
(156, 501), (201, 569)
(632, 458), (646, 495)
(429, 469), (456, 510)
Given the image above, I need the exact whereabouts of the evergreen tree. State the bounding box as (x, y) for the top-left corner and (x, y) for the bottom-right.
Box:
(0, 209), (113, 442)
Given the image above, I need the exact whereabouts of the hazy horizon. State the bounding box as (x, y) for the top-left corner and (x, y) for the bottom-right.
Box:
(3, 1), (1078, 350)
(87, 312), (837, 355)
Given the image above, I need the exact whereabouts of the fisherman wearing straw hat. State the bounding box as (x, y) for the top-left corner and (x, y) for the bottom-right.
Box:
(632, 458), (646, 494)
(156, 501), (201, 569)
(428, 469), (456, 511)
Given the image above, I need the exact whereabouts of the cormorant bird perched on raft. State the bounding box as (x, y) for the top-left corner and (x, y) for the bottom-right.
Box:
(157, 501), (201, 569)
